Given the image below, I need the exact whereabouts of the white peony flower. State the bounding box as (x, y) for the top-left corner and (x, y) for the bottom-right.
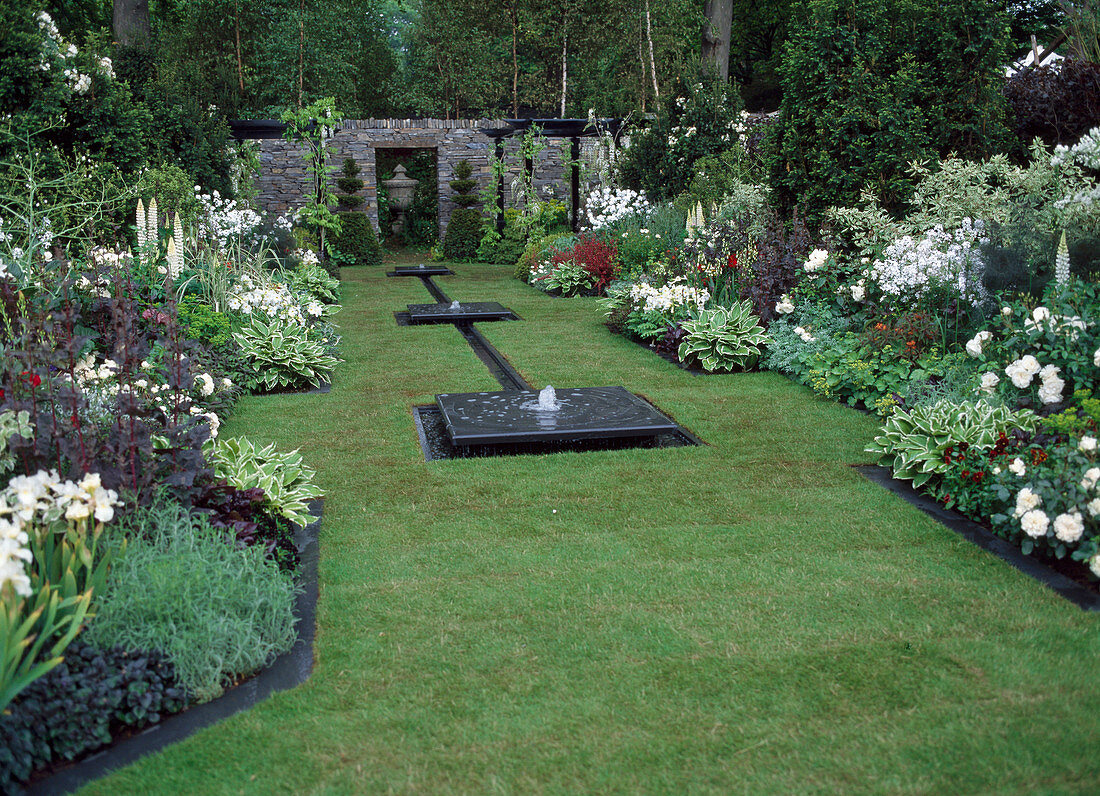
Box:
(1080, 436), (1098, 453)
(1053, 512), (1084, 543)
(1020, 509), (1050, 538)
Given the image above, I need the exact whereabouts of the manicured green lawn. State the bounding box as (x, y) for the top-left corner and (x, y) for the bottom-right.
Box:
(82, 259), (1100, 794)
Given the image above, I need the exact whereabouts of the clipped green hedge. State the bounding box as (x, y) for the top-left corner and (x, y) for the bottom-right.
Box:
(334, 211), (382, 266)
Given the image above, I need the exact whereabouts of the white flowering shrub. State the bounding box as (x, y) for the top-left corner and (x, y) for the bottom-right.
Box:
(598, 277), (711, 342)
(226, 274), (306, 325)
(65, 353), (225, 438)
(867, 219), (989, 310)
(195, 190), (292, 251)
(584, 187), (650, 230)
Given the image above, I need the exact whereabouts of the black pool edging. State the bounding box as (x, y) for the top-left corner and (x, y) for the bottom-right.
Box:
(455, 323), (531, 391)
(855, 465), (1100, 611)
(255, 381), (331, 395)
(27, 500), (323, 796)
(412, 405), (699, 461)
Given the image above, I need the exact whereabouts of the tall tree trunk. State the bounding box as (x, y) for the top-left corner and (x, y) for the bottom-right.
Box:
(509, 2), (519, 118)
(560, 33), (568, 117)
(701, 0), (733, 81)
(638, 34), (647, 112)
(234, 0), (245, 93)
(113, 0), (150, 47)
(644, 0), (660, 112)
(297, 0), (305, 107)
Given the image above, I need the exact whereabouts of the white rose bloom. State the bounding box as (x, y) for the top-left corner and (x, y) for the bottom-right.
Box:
(1094, 347), (1100, 367)
(775, 295), (794, 314)
(966, 338), (984, 357)
(1053, 512), (1084, 543)
(1001, 306), (1012, 317)
(1020, 509), (1050, 538)
(1083, 467), (1100, 490)
(1091, 554), (1100, 578)
(979, 371), (1000, 394)
(1005, 355), (1041, 388)
(1088, 498), (1100, 517)
(1080, 436), (1098, 453)
(1038, 376), (1064, 404)
(850, 284), (865, 301)
(1009, 458), (1027, 477)
(1013, 486), (1041, 517)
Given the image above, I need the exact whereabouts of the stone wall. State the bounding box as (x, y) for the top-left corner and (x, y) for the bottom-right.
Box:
(250, 119), (604, 240)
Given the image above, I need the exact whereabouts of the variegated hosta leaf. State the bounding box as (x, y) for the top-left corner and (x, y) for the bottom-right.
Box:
(677, 300), (768, 373)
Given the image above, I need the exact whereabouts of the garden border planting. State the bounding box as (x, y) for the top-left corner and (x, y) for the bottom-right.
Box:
(24, 502), (323, 796)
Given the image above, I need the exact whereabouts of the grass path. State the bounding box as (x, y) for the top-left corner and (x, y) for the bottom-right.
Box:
(84, 260), (1100, 794)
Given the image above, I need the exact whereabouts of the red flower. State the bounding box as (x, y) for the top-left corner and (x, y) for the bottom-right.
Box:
(21, 371), (40, 388)
(726, 253), (738, 270)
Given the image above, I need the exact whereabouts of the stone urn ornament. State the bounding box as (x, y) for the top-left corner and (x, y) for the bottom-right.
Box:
(382, 164), (419, 236)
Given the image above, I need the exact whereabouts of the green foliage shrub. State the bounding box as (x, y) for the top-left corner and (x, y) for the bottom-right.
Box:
(618, 70), (742, 200)
(443, 160), (482, 261)
(333, 212), (382, 266)
(0, 641), (186, 790)
(177, 298), (234, 348)
(444, 209), (483, 261)
(769, 0), (1014, 220)
(478, 209), (526, 264)
(83, 502), (298, 703)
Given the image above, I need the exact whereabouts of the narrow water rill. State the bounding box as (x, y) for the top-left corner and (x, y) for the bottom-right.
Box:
(395, 265), (699, 459)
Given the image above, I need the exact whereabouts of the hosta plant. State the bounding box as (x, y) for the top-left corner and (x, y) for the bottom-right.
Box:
(290, 262), (340, 305)
(541, 259), (596, 296)
(866, 399), (1037, 487)
(233, 316), (339, 392)
(677, 301), (768, 372)
(207, 436), (322, 528)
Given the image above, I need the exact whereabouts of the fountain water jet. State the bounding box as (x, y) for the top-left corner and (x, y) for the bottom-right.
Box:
(538, 385), (559, 411)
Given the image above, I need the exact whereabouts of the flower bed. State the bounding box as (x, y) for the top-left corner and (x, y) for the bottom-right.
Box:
(0, 149), (340, 790)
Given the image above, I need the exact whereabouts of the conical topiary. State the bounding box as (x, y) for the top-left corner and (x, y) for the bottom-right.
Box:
(333, 157), (381, 266)
(443, 160), (482, 261)
(337, 158), (364, 209)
